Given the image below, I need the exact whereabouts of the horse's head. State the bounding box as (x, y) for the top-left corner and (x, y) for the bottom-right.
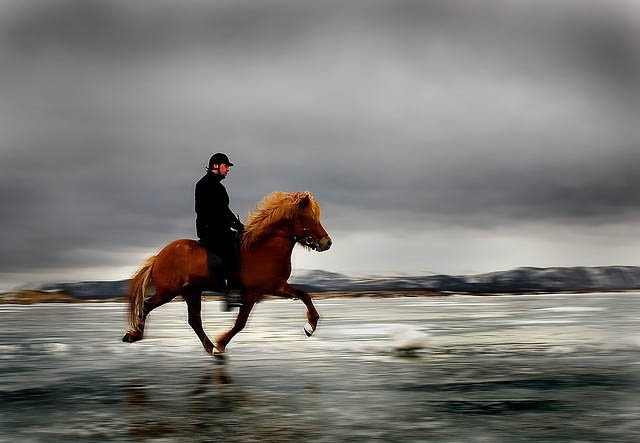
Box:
(242, 191), (332, 252)
(291, 192), (332, 252)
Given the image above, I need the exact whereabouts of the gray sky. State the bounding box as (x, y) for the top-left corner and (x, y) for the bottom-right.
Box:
(1, 0), (639, 289)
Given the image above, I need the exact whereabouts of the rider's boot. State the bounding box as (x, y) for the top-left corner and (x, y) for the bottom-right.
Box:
(222, 278), (243, 312)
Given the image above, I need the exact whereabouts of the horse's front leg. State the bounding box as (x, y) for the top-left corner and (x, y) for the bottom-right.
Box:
(214, 293), (257, 357)
(276, 284), (319, 337)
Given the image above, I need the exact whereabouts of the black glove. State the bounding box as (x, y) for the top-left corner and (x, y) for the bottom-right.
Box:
(231, 214), (245, 232)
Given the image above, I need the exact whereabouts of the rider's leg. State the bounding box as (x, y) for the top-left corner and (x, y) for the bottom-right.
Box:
(221, 234), (243, 311)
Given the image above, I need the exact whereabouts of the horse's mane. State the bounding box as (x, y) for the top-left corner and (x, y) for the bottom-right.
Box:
(241, 191), (321, 250)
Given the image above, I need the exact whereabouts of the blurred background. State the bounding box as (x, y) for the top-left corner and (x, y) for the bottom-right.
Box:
(0, 0), (639, 289)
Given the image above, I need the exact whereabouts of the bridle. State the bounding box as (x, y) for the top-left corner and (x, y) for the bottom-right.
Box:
(271, 227), (320, 250)
(298, 228), (320, 250)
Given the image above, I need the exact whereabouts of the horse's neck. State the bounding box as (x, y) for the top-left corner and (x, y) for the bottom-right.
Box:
(242, 235), (295, 282)
(251, 225), (296, 257)
(242, 224), (296, 276)
(260, 220), (295, 247)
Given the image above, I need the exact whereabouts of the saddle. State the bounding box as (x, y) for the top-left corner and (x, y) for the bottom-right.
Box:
(196, 242), (242, 311)
(197, 240), (223, 281)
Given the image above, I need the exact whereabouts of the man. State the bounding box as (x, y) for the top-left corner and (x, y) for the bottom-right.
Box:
(195, 153), (244, 311)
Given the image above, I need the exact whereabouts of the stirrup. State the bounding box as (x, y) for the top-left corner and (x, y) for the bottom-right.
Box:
(222, 290), (243, 312)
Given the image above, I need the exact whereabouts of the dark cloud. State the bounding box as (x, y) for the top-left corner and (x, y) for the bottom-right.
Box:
(0, 0), (638, 281)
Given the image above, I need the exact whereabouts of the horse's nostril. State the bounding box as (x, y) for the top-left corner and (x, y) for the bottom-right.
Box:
(327, 239), (332, 248)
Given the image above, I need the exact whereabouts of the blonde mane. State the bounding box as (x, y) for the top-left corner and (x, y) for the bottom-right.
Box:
(241, 191), (321, 250)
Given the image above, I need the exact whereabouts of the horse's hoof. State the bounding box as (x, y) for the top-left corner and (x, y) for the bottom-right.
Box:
(123, 330), (142, 343)
(304, 322), (315, 337)
(213, 343), (226, 359)
(122, 332), (137, 343)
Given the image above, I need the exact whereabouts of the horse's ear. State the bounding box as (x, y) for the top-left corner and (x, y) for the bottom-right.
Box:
(298, 194), (310, 208)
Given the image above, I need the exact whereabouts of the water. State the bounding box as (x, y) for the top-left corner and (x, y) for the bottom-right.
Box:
(1, 293), (639, 442)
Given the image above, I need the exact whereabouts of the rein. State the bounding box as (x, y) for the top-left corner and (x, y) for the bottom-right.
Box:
(268, 229), (319, 250)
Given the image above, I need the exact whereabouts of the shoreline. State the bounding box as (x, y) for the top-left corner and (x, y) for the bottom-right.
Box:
(1, 289), (638, 305)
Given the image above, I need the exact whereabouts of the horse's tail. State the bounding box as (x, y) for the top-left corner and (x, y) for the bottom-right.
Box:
(128, 255), (156, 331)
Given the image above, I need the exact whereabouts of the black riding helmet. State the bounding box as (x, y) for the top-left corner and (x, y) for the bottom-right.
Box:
(208, 153), (234, 170)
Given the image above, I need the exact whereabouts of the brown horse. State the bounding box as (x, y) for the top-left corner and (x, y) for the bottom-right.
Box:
(122, 191), (332, 356)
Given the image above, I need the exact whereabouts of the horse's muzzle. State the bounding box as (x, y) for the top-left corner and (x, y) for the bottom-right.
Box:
(316, 236), (332, 252)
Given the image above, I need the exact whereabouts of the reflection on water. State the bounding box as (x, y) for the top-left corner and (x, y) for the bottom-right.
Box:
(1, 293), (640, 442)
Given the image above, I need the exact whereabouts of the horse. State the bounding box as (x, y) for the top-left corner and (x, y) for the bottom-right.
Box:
(122, 191), (332, 356)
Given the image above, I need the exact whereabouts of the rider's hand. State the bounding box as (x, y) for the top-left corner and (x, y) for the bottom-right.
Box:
(232, 219), (245, 233)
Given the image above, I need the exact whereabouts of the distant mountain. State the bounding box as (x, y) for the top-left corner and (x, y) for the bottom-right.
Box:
(291, 266), (640, 293)
(28, 266), (640, 301)
(39, 280), (129, 299)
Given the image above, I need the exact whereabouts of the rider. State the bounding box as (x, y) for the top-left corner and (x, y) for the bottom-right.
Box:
(195, 153), (244, 311)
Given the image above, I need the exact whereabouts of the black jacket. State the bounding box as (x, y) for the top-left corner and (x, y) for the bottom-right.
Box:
(195, 172), (242, 242)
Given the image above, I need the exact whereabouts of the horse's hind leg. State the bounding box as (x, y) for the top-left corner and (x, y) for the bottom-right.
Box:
(214, 294), (257, 356)
(183, 290), (215, 355)
(123, 288), (176, 343)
